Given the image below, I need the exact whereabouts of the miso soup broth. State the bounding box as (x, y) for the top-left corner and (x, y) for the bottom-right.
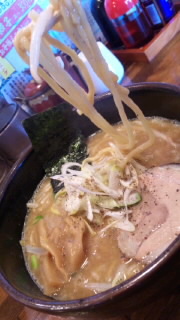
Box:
(22, 118), (180, 300)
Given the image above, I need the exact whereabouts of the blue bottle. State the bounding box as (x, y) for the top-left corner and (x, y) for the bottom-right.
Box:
(155, 0), (175, 22)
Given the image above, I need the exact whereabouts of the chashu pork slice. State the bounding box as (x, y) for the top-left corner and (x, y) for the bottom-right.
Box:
(118, 165), (180, 264)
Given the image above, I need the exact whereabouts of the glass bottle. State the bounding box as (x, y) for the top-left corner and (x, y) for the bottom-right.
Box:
(90, 0), (123, 48)
(155, 0), (175, 22)
(105, 0), (154, 49)
(140, 0), (164, 29)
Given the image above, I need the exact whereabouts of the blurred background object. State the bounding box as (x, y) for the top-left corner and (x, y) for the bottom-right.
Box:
(105, 0), (154, 49)
(90, 0), (124, 48)
(139, 0), (165, 29)
(155, 0), (176, 22)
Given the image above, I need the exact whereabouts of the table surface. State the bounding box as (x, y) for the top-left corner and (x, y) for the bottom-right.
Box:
(0, 33), (180, 320)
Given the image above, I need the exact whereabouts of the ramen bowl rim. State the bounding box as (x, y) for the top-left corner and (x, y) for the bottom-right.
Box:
(0, 81), (180, 313)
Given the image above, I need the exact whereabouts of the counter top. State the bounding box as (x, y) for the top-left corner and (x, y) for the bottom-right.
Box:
(122, 33), (180, 87)
(0, 33), (180, 320)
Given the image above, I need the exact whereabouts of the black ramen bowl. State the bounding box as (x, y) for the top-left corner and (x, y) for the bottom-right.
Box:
(0, 83), (180, 319)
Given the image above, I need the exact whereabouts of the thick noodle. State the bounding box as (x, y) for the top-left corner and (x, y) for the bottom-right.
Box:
(13, 0), (155, 164)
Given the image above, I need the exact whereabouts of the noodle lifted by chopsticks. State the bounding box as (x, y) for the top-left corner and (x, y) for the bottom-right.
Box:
(14, 0), (155, 166)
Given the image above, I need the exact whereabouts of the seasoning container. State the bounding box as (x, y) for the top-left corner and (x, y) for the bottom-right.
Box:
(105, 0), (153, 49)
(90, 0), (123, 48)
(23, 54), (87, 113)
(23, 80), (61, 113)
(140, 0), (164, 29)
(155, 0), (175, 22)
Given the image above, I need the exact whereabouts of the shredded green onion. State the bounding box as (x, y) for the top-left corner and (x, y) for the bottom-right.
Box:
(51, 206), (61, 215)
(55, 188), (67, 199)
(31, 255), (39, 270)
(33, 215), (44, 224)
(20, 240), (25, 246)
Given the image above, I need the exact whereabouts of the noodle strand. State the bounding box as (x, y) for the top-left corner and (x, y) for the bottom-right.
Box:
(13, 0), (155, 165)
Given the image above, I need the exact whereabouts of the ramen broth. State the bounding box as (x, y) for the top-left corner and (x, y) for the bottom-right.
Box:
(22, 118), (180, 300)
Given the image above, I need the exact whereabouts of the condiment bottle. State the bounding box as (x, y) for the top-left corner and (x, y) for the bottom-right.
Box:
(23, 54), (87, 113)
(90, 0), (123, 48)
(140, 0), (164, 29)
(155, 0), (175, 22)
(105, 0), (153, 49)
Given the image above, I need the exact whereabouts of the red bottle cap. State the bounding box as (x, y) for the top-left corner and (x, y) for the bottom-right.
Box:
(105, 0), (139, 19)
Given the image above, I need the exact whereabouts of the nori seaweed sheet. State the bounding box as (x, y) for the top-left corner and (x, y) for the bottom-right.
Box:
(48, 135), (87, 193)
(23, 103), (87, 193)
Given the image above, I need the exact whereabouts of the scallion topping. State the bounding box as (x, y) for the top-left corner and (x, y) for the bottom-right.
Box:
(31, 255), (39, 270)
(33, 215), (44, 224)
